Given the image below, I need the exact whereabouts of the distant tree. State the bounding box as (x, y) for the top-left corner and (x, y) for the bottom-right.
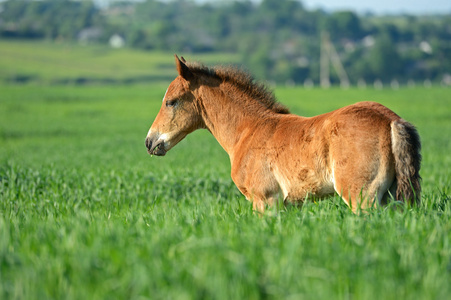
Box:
(0, 0), (103, 39)
(323, 11), (363, 40)
(368, 32), (402, 81)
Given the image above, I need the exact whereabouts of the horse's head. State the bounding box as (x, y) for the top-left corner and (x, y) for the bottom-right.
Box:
(145, 55), (203, 156)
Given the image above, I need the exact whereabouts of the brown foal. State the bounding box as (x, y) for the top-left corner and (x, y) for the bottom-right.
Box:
(145, 56), (421, 213)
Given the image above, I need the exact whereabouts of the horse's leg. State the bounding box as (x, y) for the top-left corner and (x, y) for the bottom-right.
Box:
(251, 193), (280, 214)
(232, 159), (280, 214)
(334, 181), (373, 213)
(380, 180), (397, 206)
(252, 198), (266, 214)
(235, 186), (272, 214)
(333, 160), (395, 213)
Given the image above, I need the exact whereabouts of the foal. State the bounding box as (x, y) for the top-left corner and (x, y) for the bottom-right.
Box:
(145, 56), (421, 213)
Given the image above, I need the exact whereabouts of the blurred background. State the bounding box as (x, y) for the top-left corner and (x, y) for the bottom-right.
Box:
(0, 0), (450, 87)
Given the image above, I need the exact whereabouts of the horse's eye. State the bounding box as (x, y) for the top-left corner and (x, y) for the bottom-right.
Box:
(166, 99), (177, 108)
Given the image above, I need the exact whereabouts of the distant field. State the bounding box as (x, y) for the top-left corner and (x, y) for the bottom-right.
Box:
(0, 40), (240, 84)
(0, 41), (450, 299)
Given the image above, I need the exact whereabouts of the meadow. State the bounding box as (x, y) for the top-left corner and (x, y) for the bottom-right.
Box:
(1, 41), (451, 299)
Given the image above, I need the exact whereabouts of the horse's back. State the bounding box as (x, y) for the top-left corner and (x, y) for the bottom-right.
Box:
(325, 101), (400, 153)
(329, 101), (400, 123)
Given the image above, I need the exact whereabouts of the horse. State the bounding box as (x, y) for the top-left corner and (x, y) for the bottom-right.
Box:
(145, 55), (421, 213)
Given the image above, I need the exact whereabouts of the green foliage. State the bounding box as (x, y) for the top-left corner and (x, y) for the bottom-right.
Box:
(0, 0), (102, 39)
(367, 32), (403, 80)
(324, 11), (364, 40)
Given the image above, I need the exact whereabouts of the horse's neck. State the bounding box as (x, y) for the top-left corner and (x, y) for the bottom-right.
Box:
(195, 83), (265, 154)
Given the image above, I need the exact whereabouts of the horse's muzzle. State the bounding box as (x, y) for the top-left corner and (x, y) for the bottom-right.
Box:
(145, 136), (166, 156)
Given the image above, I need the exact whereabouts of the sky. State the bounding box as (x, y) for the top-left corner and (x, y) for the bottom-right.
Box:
(96, 1), (451, 15)
(301, 0), (451, 15)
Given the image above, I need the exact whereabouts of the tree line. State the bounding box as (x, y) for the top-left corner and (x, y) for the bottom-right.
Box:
(1, 0), (450, 85)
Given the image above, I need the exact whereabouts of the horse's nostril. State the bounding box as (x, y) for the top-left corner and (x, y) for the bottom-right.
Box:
(145, 137), (152, 150)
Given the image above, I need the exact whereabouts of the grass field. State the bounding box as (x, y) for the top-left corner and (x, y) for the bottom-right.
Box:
(1, 41), (451, 299)
(0, 40), (240, 85)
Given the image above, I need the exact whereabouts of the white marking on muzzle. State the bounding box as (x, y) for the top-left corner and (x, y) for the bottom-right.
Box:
(160, 133), (172, 148)
(159, 133), (169, 142)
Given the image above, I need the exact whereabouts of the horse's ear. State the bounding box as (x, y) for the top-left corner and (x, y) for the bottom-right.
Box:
(175, 54), (194, 81)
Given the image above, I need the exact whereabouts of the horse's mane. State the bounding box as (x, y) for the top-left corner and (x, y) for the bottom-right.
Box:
(186, 62), (290, 114)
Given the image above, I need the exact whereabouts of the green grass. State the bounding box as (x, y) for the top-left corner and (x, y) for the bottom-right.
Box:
(1, 41), (451, 299)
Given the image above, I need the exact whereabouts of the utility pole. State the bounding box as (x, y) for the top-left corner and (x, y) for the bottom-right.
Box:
(320, 31), (350, 88)
(320, 32), (331, 89)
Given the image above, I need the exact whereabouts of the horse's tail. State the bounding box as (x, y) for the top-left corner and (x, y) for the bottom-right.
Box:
(391, 119), (422, 204)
